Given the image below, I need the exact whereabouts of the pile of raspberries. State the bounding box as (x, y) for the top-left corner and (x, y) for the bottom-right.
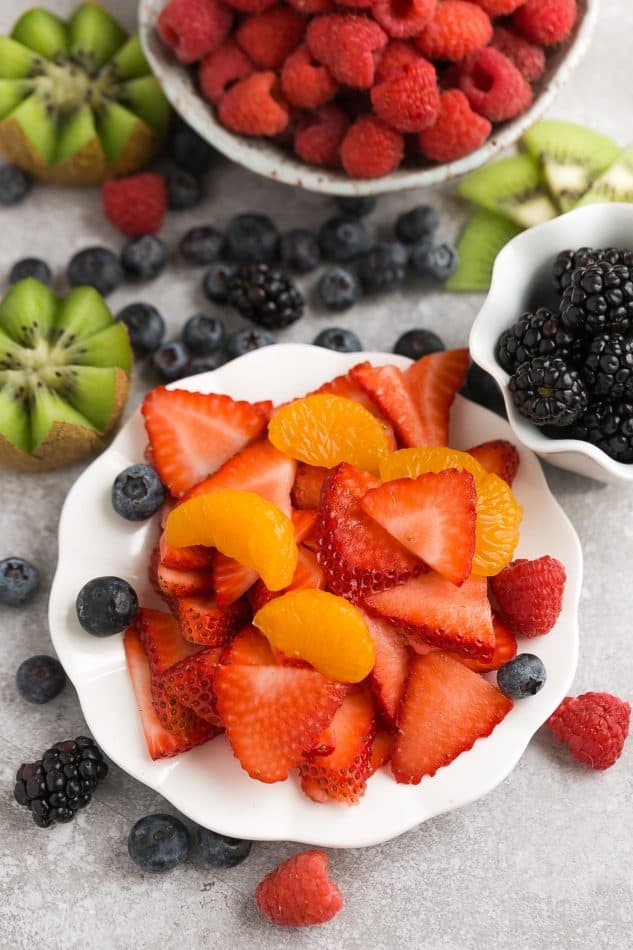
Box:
(157, 0), (578, 179)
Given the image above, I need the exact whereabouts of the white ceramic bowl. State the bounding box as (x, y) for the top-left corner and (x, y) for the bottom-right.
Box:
(138, 0), (597, 196)
(470, 203), (633, 485)
(49, 344), (581, 847)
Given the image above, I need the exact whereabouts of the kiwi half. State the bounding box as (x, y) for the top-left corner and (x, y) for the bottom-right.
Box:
(459, 155), (558, 228)
(0, 4), (170, 186)
(445, 210), (522, 293)
(0, 278), (132, 472)
(576, 146), (633, 206)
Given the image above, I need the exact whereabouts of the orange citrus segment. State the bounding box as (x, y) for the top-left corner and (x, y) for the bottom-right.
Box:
(268, 394), (392, 473)
(253, 589), (376, 683)
(472, 473), (522, 576)
(380, 446), (487, 488)
(164, 490), (297, 591)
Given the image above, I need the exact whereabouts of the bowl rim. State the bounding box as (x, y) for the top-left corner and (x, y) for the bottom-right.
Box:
(138, 0), (598, 196)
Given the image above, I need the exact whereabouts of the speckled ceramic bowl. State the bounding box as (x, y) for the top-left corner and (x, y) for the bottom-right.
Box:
(139, 0), (597, 196)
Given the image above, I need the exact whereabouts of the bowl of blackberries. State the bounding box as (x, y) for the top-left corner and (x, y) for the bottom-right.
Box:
(470, 203), (633, 483)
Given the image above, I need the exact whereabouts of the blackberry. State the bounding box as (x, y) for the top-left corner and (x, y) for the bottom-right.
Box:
(495, 309), (581, 374)
(560, 261), (633, 336)
(509, 356), (588, 427)
(552, 247), (623, 294)
(583, 333), (633, 400)
(14, 737), (108, 828)
(573, 400), (633, 463)
(227, 263), (304, 329)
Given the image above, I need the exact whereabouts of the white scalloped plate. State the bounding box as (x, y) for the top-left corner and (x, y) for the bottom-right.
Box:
(49, 344), (581, 847)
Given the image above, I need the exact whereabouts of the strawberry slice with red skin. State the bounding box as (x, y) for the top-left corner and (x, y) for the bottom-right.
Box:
(360, 469), (477, 586)
(401, 633), (436, 656)
(312, 371), (384, 415)
(249, 546), (326, 612)
(174, 594), (251, 648)
(291, 463), (329, 510)
(362, 612), (411, 730)
(404, 348), (469, 447)
(214, 664), (347, 782)
(364, 571), (495, 661)
(221, 625), (276, 665)
(459, 615), (518, 673)
(392, 652), (513, 784)
(212, 554), (258, 607)
(162, 647), (224, 726)
(304, 724), (336, 758)
(368, 729), (394, 775)
(159, 533), (215, 571)
(317, 463), (422, 602)
(156, 560), (213, 600)
(292, 507), (318, 545)
(300, 688), (376, 804)
(467, 439), (519, 486)
(350, 361), (424, 448)
(142, 387), (272, 497)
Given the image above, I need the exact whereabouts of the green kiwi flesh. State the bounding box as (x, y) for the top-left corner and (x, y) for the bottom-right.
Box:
(459, 155), (558, 228)
(576, 146), (633, 206)
(445, 210), (522, 293)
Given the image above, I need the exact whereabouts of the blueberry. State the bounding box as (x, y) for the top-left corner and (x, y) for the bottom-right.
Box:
(462, 363), (506, 417)
(180, 227), (225, 266)
(67, 247), (123, 296)
(16, 655), (66, 704)
(196, 827), (252, 868)
(319, 217), (368, 261)
(411, 240), (458, 281)
(313, 327), (362, 353)
(358, 241), (408, 293)
(121, 235), (168, 282)
(335, 196), (377, 218)
(225, 214), (279, 263)
(112, 464), (166, 521)
(226, 327), (275, 359)
(394, 329), (445, 359)
(9, 258), (52, 286)
(117, 302), (166, 357)
(128, 814), (190, 873)
(497, 654), (547, 700)
(182, 313), (225, 355)
(280, 229), (320, 273)
(395, 205), (439, 244)
(0, 164), (31, 205)
(203, 261), (236, 302)
(318, 266), (361, 311)
(167, 169), (203, 211)
(168, 121), (217, 176)
(151, 341), (192, 382)
(0, 557), (39, 607)
(76, 576), (139, 636)
(189, 354), (225, 374)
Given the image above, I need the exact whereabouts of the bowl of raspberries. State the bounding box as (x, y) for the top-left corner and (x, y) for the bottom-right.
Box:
(140, 0), (596, 191)
(470, 202), (633, 484)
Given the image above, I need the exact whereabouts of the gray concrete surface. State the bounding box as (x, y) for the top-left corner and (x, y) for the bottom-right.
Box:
(1, 2), (632, 947)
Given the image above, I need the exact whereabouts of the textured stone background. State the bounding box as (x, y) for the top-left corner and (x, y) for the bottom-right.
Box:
(1, 2), (632, 947)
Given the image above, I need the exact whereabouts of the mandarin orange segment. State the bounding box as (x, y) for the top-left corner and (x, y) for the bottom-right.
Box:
(379, 446), (487, 487)
(253, 589), (376, 684)
(164, 490), (297, 591)
(268, 394), (392, 473)
(472, 473), (522, 577)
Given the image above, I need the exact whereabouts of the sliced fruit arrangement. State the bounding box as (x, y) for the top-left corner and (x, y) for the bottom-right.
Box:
(0, 3), (170, 185)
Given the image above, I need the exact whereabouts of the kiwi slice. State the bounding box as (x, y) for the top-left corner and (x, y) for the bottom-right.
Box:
(445, 210), (522, 293)
(576, 146), (633, 206)
(459, 155), (558, 228)
(522, 120), (621, 213)
(0, 3), (170, 186)
(0, 278), (132, 472)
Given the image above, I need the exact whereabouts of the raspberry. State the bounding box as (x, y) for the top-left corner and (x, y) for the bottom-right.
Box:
(281, 44), (338, 110)
(223, 0), (276, 11)
(513, 0), (577, 46)
(418, 88), (491, 162)
(340, 115), (404, 178)
(255, 850), (343, 926)
(546, 693), (630, 770)
(415, 1), (493, 62)
(375, 40), (419, 83)
(158, 0), (233, 64)
(218, 71), (289, 136)
(458, 46), (533, 122)
(294, 104), (349, 167)
(489, 556), (566, 638)
(287, 0), (334, 11)
(473, 0), (526, 14)
(101, 173), (167, 237)
(236, 6), (306, 70)
(199, 39), (255, 104)
(336, 0), (373, 6)
(370, 59), (440, 133)
(491, 24), (546, 83)
(307, 14), (388, 89)
(372, 0), (436, 39)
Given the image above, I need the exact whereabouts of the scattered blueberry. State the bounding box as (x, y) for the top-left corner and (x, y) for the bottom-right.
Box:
(411, 240), (458, 281)
(358, 241), (408, 293)
(318, 266), (361, 312)
(182, 313), (225, 355)
(76, 576), (139, 636)
(121, 235), (168, 282)
(225, 213), (279, 263)
(225, 327), (275, 359)
(313, 327), (362, 352)
(180, 227), (225, 267)
(394, 329), (445, 359)
(167, 168), (203, 211)
(0, 164), (31, 205)
(189, 354), (224, 374)
(9, 258), (52, 285)
(67, 247), (123, 296)
(128, 814), (191, 873)
(168, 120), (217, 176)
(151, 341), (192, 382)
(319, 217), (368, 261)
(16, 655), (66, 704)
(0, 557), (40, 607)
(196, 827), (252, 868)
(497, 654), (547, 700)
(112, 464), (166, 522)
(335, 196), (377, 218)
(280, 229), (321, 273)
(395, 205), (439, 244)
(202, 261), (236, 302)
(117, 302), (166, 357)
(462, 363), (506, 417)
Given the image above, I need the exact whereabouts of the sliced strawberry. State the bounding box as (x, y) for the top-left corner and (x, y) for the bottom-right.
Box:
(350, 362), (424, 448)
(159, 497), (175, 529)
(404, 349), (469, 447)
(162, 647), (224, 726)
(250, 546), (326, 612)
(214, 664), (347, 782)
(292, 507), (318, 545)
(175, 594), (251, 647)
(364, 572), (495, 661)
(312, 371), (383, 414)
(142, 387), (272, 497)
(159, 533), (215, 571)
(148, 545), (162, 598)
(304, 724), (336, 758)
(360, 469), (477, 586)
(212, 553), (257, 607)
(156, 561), (213, 599)
(368, 729), (394, 775)
(362, 613), (411, 730)
(291, 463), (329, 510)
(467, 439), (519, 486)
(401, 633), (436, 656)
(392, 652), (513, 784)
(317, 463), (422, 602)
(459, 614), (518, 673)
(221, 625), (276, 665)
(300, 689), (376, 805)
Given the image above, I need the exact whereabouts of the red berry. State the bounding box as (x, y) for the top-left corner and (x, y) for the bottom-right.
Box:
(294, 104), (349, 167)
(547, 693), (630, 770)
(490, 555), (566, 638)
(158, 0), (233, 64)
(340, 115), (403, 178)
(371, 58), (440, 133)
(255, 851), (343, 926)
(287, 0), (334, 11)
(101, 173), (167, 237)
(458, 46), (533, 122)
(418, 88), (491, 162)
(306, 14), (388, 89)
(199, 39), (255, 104)
(416, 0), (493, 62)
(513, 0), (577, 46)
(281, 43), (338, 110)
(491, 24), (545, 82)
(467, 439), (520, 486)
(236, 6), (306, 70)
(223, 0), (276, 11)
(375, 40), (419, 83)
(372, 0), (436, 39)
(219, 71), (289, 136)
(472, 0), (526, 14)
